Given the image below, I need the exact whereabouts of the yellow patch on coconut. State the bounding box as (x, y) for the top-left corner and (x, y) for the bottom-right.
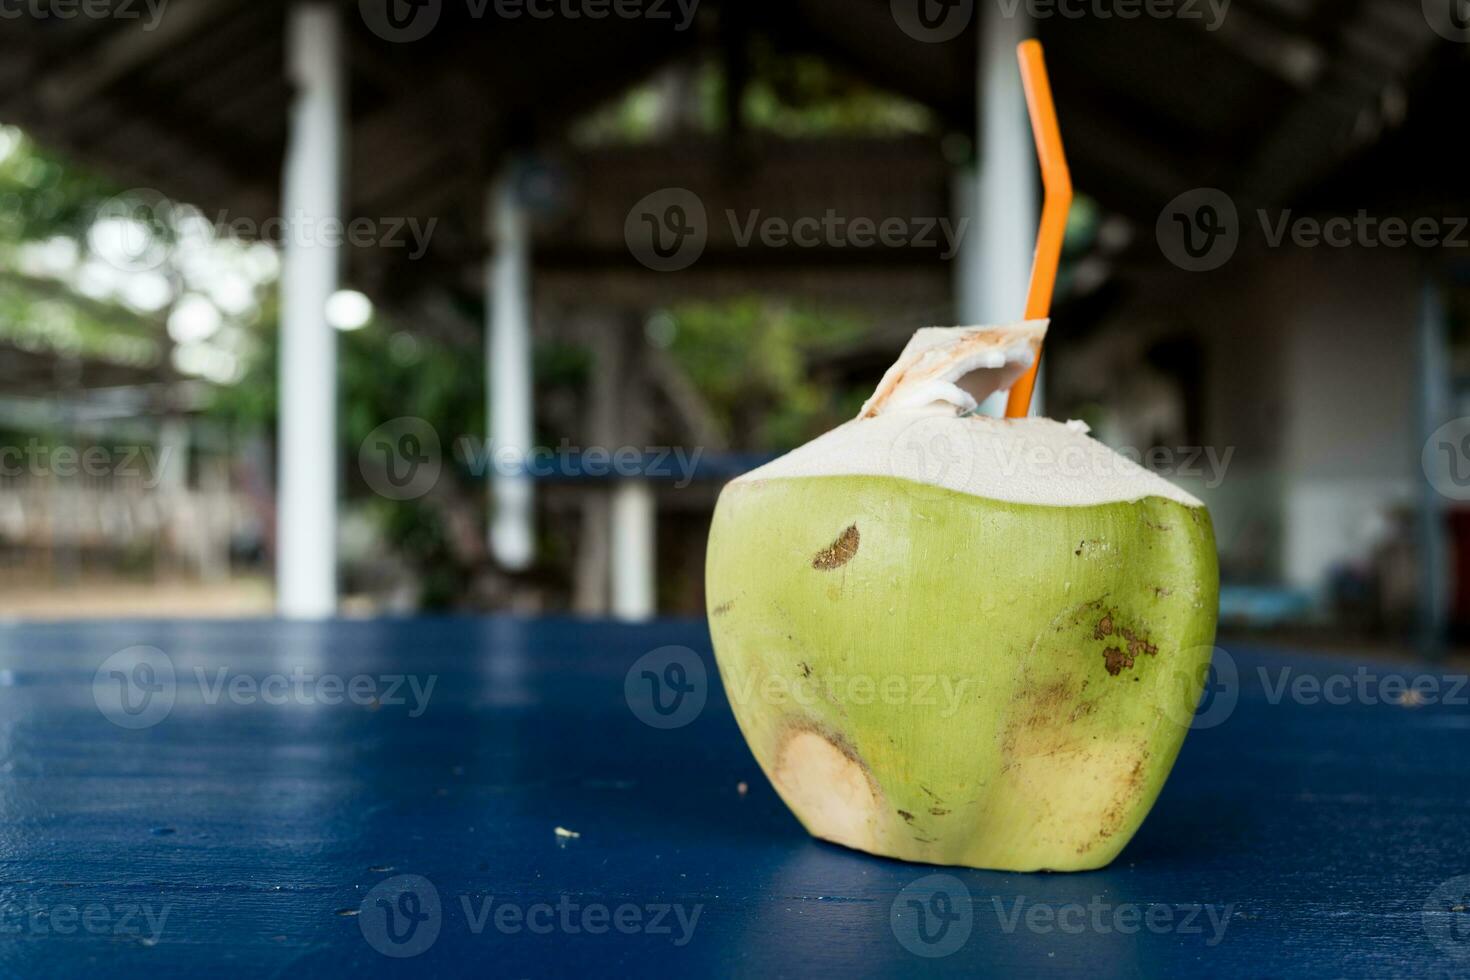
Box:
(996, 737), (1151, 867)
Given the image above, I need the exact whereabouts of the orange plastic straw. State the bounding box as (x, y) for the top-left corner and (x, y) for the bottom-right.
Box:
(1005, 40), (1073, 418)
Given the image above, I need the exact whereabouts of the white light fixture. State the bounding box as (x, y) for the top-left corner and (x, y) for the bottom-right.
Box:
(325, 288), (373, 330)
(167, 294), (223, 343)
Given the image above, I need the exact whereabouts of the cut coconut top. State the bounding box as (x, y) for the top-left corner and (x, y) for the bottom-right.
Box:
(737, 324), (1204, 509)
(859, 321), (1047, 418)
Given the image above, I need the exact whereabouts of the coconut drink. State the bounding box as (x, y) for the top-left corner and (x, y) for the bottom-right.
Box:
(705, 322), (1218, 871)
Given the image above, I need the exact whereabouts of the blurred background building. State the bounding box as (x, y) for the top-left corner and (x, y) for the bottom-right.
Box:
(0, 0), (1466, 653)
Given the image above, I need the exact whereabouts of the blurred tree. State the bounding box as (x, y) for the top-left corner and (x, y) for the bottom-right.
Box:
(0, 127), (165, 373)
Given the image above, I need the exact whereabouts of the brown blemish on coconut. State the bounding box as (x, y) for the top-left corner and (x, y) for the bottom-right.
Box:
(1121, 627), (1159, 659)
(1092, 610), (1160, 676)
(811, 524), (860, 571)
(999, 679), (1080, 760)
(798, 661), (813, 678)
(711, 600), (735, 617)
(929, 806), (951, 817)
(896, 809), (915, 823)
(1102, 647), (1134, 676)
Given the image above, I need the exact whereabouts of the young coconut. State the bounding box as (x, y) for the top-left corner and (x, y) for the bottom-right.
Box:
(706, 322), (1218, 872)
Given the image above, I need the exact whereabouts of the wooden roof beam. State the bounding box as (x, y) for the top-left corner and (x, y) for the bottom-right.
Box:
(40, 0), (256, 112)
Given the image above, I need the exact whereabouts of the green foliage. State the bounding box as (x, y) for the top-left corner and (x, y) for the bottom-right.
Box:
(662, 298), (868, 450)
(733, 41), (934, 138)
(571, 41), (933, 144)
(0, 127), (120, 243)
(0, 273), (161, 366)
(209, 309), (485, 472)
(0, 127), (166, 367)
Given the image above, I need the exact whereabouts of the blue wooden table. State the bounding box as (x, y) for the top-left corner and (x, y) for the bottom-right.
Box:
(0, 617), (1466, 977)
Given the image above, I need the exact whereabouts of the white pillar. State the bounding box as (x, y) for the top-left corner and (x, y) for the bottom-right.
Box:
(955, 5), (1038, 416)
(277, 2), (344, 619)
(487, 170), (535, 570)
(156, 416), (189, 496)
(610, 479), (656, 621)
(1417, 280), (1449, 658)
(157, 416), (199, 576)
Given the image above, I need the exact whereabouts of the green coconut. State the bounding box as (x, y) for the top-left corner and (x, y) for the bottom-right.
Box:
(706, 322), (1218, 871)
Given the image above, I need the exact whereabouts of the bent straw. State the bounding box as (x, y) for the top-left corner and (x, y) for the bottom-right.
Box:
(1005, 39), (1073, 419)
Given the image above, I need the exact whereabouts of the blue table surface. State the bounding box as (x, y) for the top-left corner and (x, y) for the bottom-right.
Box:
(0, 616), (1467, 978)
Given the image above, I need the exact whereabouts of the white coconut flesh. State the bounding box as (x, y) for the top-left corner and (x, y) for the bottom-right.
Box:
(735, 321), (1203, 509)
